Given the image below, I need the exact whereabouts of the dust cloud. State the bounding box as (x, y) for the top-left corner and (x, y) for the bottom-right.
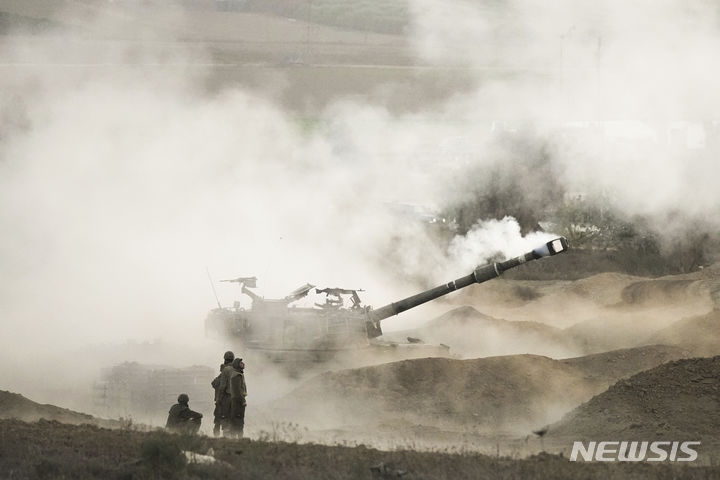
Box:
(0, 4), (449, 412)
(1, 1), (719, 428)
(408, 0), (720, 220)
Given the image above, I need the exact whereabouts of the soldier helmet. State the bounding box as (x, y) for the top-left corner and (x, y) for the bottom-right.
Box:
(177, 393), (189, 404)
(223, 351), (235, 362)
(233, 357), (245, 370)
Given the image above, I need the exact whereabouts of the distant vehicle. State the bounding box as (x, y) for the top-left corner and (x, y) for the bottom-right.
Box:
(205, 238), (569, 361)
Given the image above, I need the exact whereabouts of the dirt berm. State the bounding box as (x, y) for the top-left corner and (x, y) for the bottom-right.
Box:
(547, 356), (720, 445)
(262, 346), (691, 437)
(561, 273), (715, 353)
(382, 305), (582, 359)
(416, 269), (716, 356)
(0, 390), (117, 428)
(645, 309), (720, 356)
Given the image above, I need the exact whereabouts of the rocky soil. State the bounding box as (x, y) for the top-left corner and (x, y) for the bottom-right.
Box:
(548, 356), (720, 447)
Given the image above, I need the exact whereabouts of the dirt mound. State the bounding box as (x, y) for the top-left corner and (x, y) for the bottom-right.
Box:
(563, 310), (694, 353)
(620, 279), (709, 307)
(384, 306), (582, 358)
(266, 355), (593, 435)
(566, 272), (641, 306)
(657, 261), (720, 282)
(0, 390), (101, 425)
(645, 310), (720, 356)
(452, 270), (716, 332)
(560, 345), (692, 382)
(548, 356), (720, 441)
(455, 278), (576, 308)
(564, 275), (714, 353)
(263, 346), (691, 438)
(642, 263), (720, 309)
(423, 306), (558, 337)
(451, 275), (656, 330)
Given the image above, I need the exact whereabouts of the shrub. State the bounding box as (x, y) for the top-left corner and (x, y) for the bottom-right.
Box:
(139, 432), (187, 477)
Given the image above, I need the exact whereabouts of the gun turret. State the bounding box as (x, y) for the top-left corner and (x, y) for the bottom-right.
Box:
(241, 284), (263, 303)
(316, 288), (364, 310)
(221, 276), (257, 288)
(365, 237), (569, 337)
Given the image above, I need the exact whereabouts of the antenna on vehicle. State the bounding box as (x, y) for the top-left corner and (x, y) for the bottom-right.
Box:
(206, 267), (222, 309)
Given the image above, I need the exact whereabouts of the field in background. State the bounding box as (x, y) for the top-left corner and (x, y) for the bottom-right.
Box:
(0, 0), (559, 113)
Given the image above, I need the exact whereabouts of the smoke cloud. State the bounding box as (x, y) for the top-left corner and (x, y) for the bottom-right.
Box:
(1, 1), (719, 411)
(408, 0), (720, 219)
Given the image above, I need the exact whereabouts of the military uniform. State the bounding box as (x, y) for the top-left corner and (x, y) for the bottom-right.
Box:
(211, 351), (235, 436)
(229, 358), (247, 438)
(166, 394), (203, 434)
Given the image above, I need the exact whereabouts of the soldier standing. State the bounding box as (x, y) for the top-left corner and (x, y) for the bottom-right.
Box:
(166, 393), (203, 434)
(229, 357), (247, 438)
(211, 350), (235, 436)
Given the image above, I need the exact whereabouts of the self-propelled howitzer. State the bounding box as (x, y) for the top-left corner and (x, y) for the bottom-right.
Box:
(205, 237), (568, 354)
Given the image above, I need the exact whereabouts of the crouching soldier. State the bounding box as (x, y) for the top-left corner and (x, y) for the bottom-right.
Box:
(229, 357), (247, 438)
(166, 393), (203, 434)
(211, 350), (235, 436)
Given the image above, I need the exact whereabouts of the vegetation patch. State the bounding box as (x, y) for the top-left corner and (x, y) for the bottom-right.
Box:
(2, 414), (720, 478)
(243, 0), (410, 34)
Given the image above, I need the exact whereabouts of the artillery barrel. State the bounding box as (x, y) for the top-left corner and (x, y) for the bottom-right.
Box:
(367, 237), (568, 328)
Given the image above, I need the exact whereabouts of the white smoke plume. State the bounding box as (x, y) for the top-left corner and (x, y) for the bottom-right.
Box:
(0, 11), (449, 360)
(448, 217), (557, 269)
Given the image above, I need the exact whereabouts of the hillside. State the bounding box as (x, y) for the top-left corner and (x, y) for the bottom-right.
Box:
(382, 305), (582, 358)
(262, 346), (693, 440)
(453, 269), (714, 333)
(559, 345), (691, 384)
(645, 310), (720, 357)
(0, 390), (116, 428)
(548, 356), (720, 442)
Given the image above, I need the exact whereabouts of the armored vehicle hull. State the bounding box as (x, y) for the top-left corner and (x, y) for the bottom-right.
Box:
(206, 237), (569, 359)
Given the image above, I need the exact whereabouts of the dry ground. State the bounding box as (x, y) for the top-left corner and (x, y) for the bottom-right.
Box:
(548, 356), (720, 444)
(2, 418), (720, 479)
(260, 346), (692, 443)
